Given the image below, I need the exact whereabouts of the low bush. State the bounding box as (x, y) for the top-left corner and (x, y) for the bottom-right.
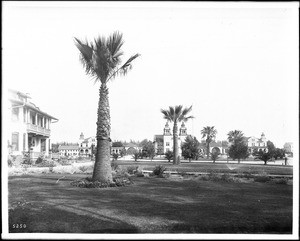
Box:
(273, 178), (289, 185)
(126, 165), (139, 175)
(35, 160), (57, 168)
(8, 156), (13, 167)
(78, 166), (88, 173)
(254, 174), (270, 183)
(196, 173), (240, 183)
(237, 171), (254, 179)
(152, 165), (166, 177)
(59, 159), (73, 166)
(70, 174), (133, 188)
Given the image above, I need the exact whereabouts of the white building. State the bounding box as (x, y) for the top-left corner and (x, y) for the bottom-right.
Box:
(154, 122), (188, 156)
(78, 132), (96, 157)
(7, 89), (58, 160)
(245, 133), (268, 153)
(58, 145), (79, 157)
(283, 142), (293, 153)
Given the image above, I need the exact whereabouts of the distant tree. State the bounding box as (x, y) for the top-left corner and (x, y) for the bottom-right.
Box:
(228, 141), (249, 163)
(255, 150), (272, 165)
(201, 126), (217, 159)
(119, 148), (126, 157)
(227, 130), (244, 144)
(51, 143), (59, 153)
(211, 151), (220, 163)
(266, 140), (276, 157)
(141, 140), (155, 160)
(112, 153), (119, 161)
(112, 141), (123, 147)
(165, 150), (173, 162)
(181, 136), (201, 162)
(161, 105), (194, 165)
(132, 152), (139, 162)
(273, 148), (286, 160)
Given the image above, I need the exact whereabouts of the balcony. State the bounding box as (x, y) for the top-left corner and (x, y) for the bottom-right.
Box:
(27, 123), (50, 136)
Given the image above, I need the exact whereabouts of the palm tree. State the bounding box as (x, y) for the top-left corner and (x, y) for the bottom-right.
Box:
(74, 32), (140, 182)
(161, 105), (193, 165)
(201, 126), (217, 159)
(227, 130), (244, 144)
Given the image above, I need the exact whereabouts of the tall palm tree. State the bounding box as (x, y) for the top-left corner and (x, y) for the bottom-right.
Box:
(227, 130), (244, 144)
(74, 32), (140, 182)
(201, 126), (217, 159)
(161, 105), (193, 165)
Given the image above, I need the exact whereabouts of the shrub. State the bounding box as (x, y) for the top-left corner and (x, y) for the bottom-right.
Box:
(59, 159), (73, 166)
(273, 178), (289, 185)
(237, 171), (254, 179)
(112, 153), (119, 161)
(35, 156), (44, 164)
(36, 160), (57, 168)
(8, 156), (13, 167)
(78, 165), (88, 173)
(70, 174), (133, 189)
(254, 174), (270, 183)
(126, 165), (139, 174)
(152, 165), (166, 177)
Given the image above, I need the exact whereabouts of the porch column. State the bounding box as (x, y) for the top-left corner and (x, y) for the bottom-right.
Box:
(24, 133), (28, 152)
(35, 113), (38, 125)
(46, 138), (50, 156)
(27, 110), (30, 123)
(42, 116), (45, 128)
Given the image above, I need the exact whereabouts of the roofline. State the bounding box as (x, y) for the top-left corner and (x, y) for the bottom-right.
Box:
(10, 98), (58, 121)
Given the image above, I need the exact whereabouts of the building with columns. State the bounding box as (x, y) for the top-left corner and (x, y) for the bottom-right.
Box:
(7, 89), (58, 160)
(78, 132), (96, 157)
(245, 133), (268, 153)
(154, 122), (188, 156)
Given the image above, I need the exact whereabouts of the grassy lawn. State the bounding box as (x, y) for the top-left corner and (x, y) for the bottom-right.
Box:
(8, 173), (292, 233)
(114, 160), (293, 176)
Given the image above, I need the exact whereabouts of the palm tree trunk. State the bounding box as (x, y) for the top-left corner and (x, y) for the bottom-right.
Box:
(173, 122), (179, 165)
(92, 84), (113, 182)
(206, 141), (210, 160)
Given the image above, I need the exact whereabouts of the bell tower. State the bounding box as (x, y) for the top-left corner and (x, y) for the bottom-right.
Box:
(163, 122), (171, 136)
(179, 122), (187, 136)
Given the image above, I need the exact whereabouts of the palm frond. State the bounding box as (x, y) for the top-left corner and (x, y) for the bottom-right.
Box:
(161, 109), (172, 122)
(107, 31), (124, 65)
(181, 105), (193, 117)
(106, 53), (140, 83)
(74, 37), (95, 76)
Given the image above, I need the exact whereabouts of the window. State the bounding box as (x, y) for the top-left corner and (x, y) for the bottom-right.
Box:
(12, 133), (19, 151)
(166, 142), (170, 146)
(41, 139), (46, 152)
(12, 108), (19, 121)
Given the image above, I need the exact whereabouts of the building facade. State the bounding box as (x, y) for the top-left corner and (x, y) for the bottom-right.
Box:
(283, 142), (293, 154)
(7, 89), (58, 160)
(78, 132), (96, 157)
(245, 133), (268, 153)
(58, 145), (79, 157)
(154, 122), (188, 156)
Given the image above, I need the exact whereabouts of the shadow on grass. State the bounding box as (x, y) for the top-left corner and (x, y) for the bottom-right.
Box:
(8, 174), (293, 233)
(9, 205), (138, 233)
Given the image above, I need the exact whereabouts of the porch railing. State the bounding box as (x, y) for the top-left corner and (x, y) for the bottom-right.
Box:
(27, 123), (50, 136)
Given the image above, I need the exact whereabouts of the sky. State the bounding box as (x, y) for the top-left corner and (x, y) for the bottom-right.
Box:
(3, 1), (299, 148)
